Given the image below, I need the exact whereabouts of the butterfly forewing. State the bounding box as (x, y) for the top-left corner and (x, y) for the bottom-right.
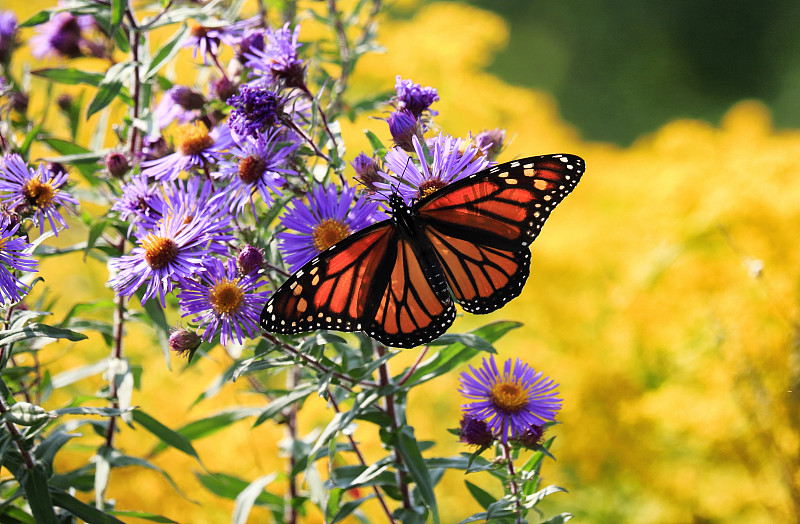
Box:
(261, 222), (396, 334)
(417, 154), (585, 313)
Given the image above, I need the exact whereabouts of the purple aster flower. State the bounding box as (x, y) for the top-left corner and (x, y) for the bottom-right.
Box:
(104, 151), (130, 178)
(169, 326), (202, 357)
(459, 356), (562, 443)
(183, 17), (259, 64)
(459, 416), (495, 447)
(153, 86), (206, 130)
(108, 206), (229, 306)
(0, 154), (77, 236)
(111, 173), (161, 225)
(278, 184), (383, 271)
(375, 134), (490, 204)
(141, 121), (233, 182)
(227, 85), (285, 142)
(387, 109), (422, 153)
(141, 135), (173, 162)
(236, 28), (265, 62)
(30, 11), (92, 59)
(394, 76), (439, 119)
(213, 133), (296, 215)
(244, 23), (305, 88)
(0, 215), (38, 304)
(0, 11), (17, 62)
(178, 257), (270, 345)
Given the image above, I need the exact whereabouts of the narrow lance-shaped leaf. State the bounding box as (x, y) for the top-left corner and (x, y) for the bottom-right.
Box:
(86, 61), (133, 119)
(396, 426), (440, 524)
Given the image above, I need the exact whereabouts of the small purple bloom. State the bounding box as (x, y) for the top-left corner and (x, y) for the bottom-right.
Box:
(350, 153), (381, 193)
(394, 76), (439, 118)
(376, 134), (490, 204)
(0, 11), (17, 62)
(0, 154), (77, 236)
(153, 86), (206, 130)
(30, 11), (92, 59)
(183, 16), (259, 64)
(141, 121), (233, 182)
(178, 257), (270, 345)
(213, 133), (296, 215)
(104, 151), (129, 178)
(245, 23), (305, 88)
(169, 327), (202, 357)
(227, 85), (285, 142)
(459, 416), (495, 447)
(459, 356), (562, 443)
(108, 206), (230, 306)
(278, 184), (383, 271)
(387, 109), (421, 153)
(237, 29), (265, 62)
(474, 128), (506, 161)
(0, 215), (38, 304)
(237, 244), (264, 275)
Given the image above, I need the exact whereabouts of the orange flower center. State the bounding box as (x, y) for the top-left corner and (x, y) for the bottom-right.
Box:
(490, 381), (530, 413)
(209, 280), (244, 315)
(141, 235), (179, 269)
(313, 219), (350, 252)
(417, 179), (446, 199)
(23, 177), (56, 208)
(238, 156), (266, 184)
(175, 121), (214, 156)
(189, 22), (209, 37)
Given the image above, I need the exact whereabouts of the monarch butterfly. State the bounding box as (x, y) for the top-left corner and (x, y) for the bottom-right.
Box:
(261, 154), (585, 348)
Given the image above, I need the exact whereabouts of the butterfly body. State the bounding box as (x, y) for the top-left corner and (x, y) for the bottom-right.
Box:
(262, 154), (585, 348)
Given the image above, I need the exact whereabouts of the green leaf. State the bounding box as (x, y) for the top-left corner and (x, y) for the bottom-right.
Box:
(85, 219), (110, 261)
(231, 474), (276, 524)
(465, 480), (495, 510)
(2, 402), (54, 426)
(132, 410), (201, 463)
(32, 68), (105, 86)
(540, 512), (573, 524)
(136, 290), (171, 365)
(396, 427), (439, 524)
(19, 123), (44, 159)
(145, 24), (189, 80)
(51, 406), (133, 417)
(149, 408), (261, 456)
(329, 494), (375, 524)
(0, 323), (88, 346)
(364, 130), (386, 154)
(522, 485), (568, 509)
(86, 62), (132, 119)
(20, 467), (59, 524)
(195, 472), (284, 510)
(50, 488), (126, 523)
(110, 0), (124, 33)
(252, 384), (316, 427)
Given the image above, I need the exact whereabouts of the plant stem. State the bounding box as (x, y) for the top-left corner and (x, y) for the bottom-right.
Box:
(284, 367), (300, 524)
(328, 391), (396, 524)
(376, 346), (412, 510)
(501, 440), (524, 523)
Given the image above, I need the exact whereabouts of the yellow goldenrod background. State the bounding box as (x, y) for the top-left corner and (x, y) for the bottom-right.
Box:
(4, 0), (800, 522)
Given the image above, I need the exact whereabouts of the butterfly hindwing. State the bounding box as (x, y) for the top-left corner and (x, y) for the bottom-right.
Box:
(417, 154), (585, 314)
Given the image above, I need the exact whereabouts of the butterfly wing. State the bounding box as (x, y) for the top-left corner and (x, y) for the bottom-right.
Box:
(417, 154), (585, 314)
(261, 220), (456, 348)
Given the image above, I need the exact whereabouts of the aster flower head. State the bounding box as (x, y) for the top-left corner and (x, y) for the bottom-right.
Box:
(141, 134), (173, 161)
(213, 132), (296, 216)
(153, 86), (206, 130)
(237, 29), (265, 62)
(459, 356), (562, 443)
(474, 128), (507, 161)
(0, 154), (78, 236)
(245, 23), (306, 88)
(111, 173), (161, 225)
(30, 10), (92, 59)
(0, 215), (38, 304)
(227, 85), (285, 142)
(183, 16), (259, 65)
(141, 121), (233, 182)
(0, 11), (17, 62)
(394, 76), (439, 119)
(278, 183), (384, 271)
(388, 109), (422, 153)
(178, 257), (270, 346)
(375, 134), (491, 204)
(108, 206), (229, 306)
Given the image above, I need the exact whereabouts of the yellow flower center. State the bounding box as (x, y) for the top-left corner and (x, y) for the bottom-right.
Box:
(209, 279), (244, 315)
(0, 237), (8, 252)
(417, 179), (446, 199)
(23, 177), (57, 208)
(175, 121), (214, 156)
(141, 234), (179, 270)
(313, 219), (350, 252)
(189, 21), (209, 37)
(490, 381), (530, 413)
(238, 156), (266, 184)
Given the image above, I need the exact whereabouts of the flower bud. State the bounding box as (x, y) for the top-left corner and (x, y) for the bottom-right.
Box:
(350, 153), (381, 193)
(388, 109), (421, 153)
(475, 128), (506, 161)
(169, 328), (202, 357)
(237, 244), (264, 274)
(104, 151), (129, 178)
(459, 416), (495, 447)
